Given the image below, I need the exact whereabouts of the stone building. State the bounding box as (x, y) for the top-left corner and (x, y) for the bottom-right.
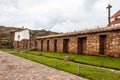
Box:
(14, 29), (30, 41)
(13, 29), (30, 48)
(14, 25), (120, 57)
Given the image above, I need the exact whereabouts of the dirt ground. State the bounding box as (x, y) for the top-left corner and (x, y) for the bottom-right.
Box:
(0, 51), (88, 80)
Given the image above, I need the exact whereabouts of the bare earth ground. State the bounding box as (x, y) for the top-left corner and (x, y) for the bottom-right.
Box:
(0, 51), (88, 80)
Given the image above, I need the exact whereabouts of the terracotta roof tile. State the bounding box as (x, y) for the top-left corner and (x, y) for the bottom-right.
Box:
(111, 18), (120, 24)
(111, 10), (120, 18)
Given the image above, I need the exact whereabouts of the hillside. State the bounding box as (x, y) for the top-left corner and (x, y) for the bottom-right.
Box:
(0, 26), (59, 41)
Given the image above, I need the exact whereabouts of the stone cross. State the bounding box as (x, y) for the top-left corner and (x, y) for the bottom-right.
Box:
(107, 4), (112, 26)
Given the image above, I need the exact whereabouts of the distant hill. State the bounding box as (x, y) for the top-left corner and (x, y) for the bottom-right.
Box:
(0, 26), (59, 41)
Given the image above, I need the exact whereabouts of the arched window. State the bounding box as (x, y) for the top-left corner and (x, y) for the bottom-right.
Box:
(18, 35), (20, 41)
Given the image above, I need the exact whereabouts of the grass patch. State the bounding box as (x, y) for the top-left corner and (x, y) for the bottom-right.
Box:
(27, 50), (120, 70)
(1, 49), (120, 80)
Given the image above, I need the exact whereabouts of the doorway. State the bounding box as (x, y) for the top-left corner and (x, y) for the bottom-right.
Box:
(78, 37), (87, 54)
(99, 35), (106, 55)
(63, 39), (69, 53)
(54, 40), (57, 52)
(34, 40), (37, 49)
(41, 40), (43, 51)
(47, 40), (49, 51)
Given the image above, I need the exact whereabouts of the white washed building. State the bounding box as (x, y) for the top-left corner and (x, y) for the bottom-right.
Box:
(14, 29), (30, 41)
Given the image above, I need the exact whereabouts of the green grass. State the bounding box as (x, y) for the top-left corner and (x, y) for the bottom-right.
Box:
(27, 50), (120, 70)
(1, 49), (120, 80)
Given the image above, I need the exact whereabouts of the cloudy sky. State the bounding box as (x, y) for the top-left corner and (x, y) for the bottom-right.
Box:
(0, 0), (120, 33)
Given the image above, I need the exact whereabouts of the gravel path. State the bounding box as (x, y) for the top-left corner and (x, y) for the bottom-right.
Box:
(0, 51), (88, 80)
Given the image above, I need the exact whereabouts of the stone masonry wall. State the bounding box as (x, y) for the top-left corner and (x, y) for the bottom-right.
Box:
(105, 31), (120, 57)
(69, 36), (77, 54)
(43, 39), (47, 51)
(36, 40), (41, 50)
(56, 38), (63, 53)
(86, 34), (99, 55)
(14, 29), (120, 57)
(49, 39), (54, 52)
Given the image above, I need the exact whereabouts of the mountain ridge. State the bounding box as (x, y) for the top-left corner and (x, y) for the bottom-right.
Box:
(0, 26), (59, 41)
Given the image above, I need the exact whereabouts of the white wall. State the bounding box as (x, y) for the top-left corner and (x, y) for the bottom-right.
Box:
(111, 18), (115, 22)
(14, 30), (30, 41)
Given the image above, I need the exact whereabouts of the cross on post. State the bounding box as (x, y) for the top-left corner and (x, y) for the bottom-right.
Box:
(107, 4), (112, 26)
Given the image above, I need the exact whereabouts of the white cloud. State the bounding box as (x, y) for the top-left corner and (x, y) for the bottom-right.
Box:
(51, 20), (82, 33)
(0, 0), (119, 32)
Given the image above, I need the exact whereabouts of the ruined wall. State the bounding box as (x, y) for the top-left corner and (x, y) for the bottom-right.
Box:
(13, 41), (18, 48)
(44, 38), (63, 53)
(38, 38), (63, 53)
(68, 36), (77, 54)
(49, 39), (54, 52)
(24, 40), (28, 50)
(36, 40), (41, 50)
(56, 38), (63, 53)
(13, 28), (120, 57)
(43, 39), (47, 51)
(27, 40), (31, 50)
(105, 31), (120, 57)
(86, 34), (99, 55)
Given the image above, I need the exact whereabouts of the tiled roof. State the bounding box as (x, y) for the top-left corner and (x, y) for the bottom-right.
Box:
(36, 25), (120, 39)
(111, 10), (120, 18)
(111, 18), (120, 24)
